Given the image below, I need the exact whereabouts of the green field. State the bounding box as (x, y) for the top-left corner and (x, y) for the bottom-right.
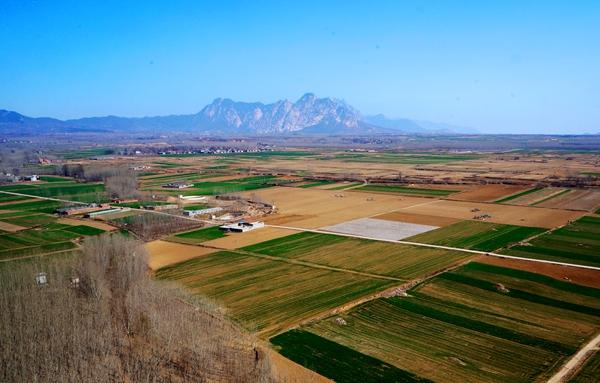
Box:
(243, 232), (473, 280)
(296, 180), (337, 188)
(407, 221), (546, 252)
(271, 330), (432, 383)
(329, 182), (363, 190)
(0, 182), (106, 203)
(182, 203), (209, 211)
(155, 250), (394, 335)
(58, 147), (114, 159)
(502, 216), (600, 267)
(495, 187), (543, 203)
(288, 262), (600, 383)
(170, 226), (225, 244)
(355, 184), (459, 196)
(568, 351), (600, 383)
(114, 201), (171, 209)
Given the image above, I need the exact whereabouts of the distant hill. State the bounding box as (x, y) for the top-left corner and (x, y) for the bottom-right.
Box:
(1, 94), (475, 135)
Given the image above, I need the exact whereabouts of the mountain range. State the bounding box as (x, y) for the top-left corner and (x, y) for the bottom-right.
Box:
(0, 93), (474, 135)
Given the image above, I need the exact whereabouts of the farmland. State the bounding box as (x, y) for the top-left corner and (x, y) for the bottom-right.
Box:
(568, 351), (600, 382)
(243, 231), (473, 280)
(284, 262), (600, 383)
(170, 226), (225, 244)
(502, 216), (600, 267)
(406, 220), (546, 252)
(155, 250), (395, 335)
(355, 184), (459, 196)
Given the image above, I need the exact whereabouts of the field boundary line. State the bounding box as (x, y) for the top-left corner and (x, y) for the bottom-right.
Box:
(197, 244), (405, 282)
(267, 224), (600, 271)
(546, 331), (600, 383)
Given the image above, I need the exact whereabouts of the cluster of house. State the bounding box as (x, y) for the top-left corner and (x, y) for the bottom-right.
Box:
(163, 182), (193, 189)
(218, 221), (264, 233)
(1, 174), (39, 182)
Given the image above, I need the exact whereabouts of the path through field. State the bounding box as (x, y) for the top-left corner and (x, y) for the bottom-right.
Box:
(546, 332), (600, 383)
(3, 190), (599, 271)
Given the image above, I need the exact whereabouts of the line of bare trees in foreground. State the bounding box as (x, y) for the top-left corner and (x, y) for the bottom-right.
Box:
(0, 236), (295, 382)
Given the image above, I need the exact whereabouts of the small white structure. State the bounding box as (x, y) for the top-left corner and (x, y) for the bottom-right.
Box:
(22, 175), (39, 182)
(184, 207), (223, 217)
(219, 221), (265, 233)
(35, 272), (48, 286)
(179, 195), (206, 202)
(86, 207), (130, 218)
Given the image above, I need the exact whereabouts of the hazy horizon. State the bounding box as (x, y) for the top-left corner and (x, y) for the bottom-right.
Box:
(1, 0), (599, 134)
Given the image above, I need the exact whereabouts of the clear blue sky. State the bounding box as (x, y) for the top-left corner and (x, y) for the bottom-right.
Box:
(1, 0), (599, 133)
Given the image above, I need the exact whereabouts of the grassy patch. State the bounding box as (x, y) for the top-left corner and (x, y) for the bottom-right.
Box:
(155, 250), (393, 335)
(271, 330), (431, 383)
(300, 262), (600, 383)
(502, 216), (600, 267)
(407, 221), (545, 252)
(62, 225), (105, 236)
(243, 232), (472, 280)
(172, 226), (225, 243)
(356, 184), (459, 196)
(495, 188), (543, 203)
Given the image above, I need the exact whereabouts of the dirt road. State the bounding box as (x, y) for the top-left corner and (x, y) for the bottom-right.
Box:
(546, 332), (600, 383)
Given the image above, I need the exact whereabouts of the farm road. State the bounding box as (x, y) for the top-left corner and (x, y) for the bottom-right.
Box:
(267, 224), (600, 271)
(3, 190), (599, 271)
(547, 332), (600, 383)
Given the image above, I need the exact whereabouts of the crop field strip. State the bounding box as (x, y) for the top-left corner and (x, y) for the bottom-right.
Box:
(321, 152), (481, 164)
(155, 250), (396, 336)
(242, 232), (474, 280)
(283, 262), (600, 383)
(501, 216), (600, 268)
(354, 184), (460, 196)
(169, 226), (226, 244)
(567, 351), (600, 383)
(406, 220), (546, 252)
(494, 187), (543, 203)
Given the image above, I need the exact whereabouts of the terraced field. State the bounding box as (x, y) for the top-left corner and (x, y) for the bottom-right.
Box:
(407, 220), (546, 252)
(502, 216), (600, 267)
(243, 232), (473, 280)
(283, 262), (600, 383)
(355, 184), (460, 196)
(495, 187), (542, 203)
(155, 250), (395, 335)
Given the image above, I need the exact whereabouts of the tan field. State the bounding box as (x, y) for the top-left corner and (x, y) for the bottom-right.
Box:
(536, 189), (600, 211)
(373, 211), (461, 227)
(244, 186), (432, 229)
(450, 184), (530, 202)
(145, 240), (216, 270)
(0, 221), (27, 232)
(399, 199), (583, 228)
(203, 227), (297, 250)
(58, 217), (117, 231)
(268, 349), (332, 383)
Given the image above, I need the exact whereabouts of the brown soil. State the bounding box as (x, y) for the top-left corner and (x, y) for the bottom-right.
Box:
(400, 199), (583, 228)
(0, 221), (27, 232)
(450, 184), (530, 202)
(145, 240), (216, 270)
(58, 217), (117, 231)
(477, 256), (600, 288)
(537, 189), (600, 211)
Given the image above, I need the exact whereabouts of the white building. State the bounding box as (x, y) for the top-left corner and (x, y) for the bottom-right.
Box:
(219, 221), (265, 233)
(183, 207), (223, 217)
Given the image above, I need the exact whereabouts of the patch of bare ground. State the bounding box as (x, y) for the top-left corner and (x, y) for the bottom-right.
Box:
(373, 211), (460, 226)
(268, 349), (332, 383)
(400, 199), (583, 228)
(0, 221), (27, 232)
(477, 256), (600, 289)
(450, 184), (530, 202)
(264, 214), (318, 225)
(58, 217), (117, 231)
(146, 240), (216, 270)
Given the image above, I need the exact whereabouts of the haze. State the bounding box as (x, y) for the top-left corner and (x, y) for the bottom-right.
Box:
(1, 0), (599, 134)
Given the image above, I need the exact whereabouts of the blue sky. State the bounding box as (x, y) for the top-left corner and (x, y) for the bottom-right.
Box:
(0, 0), (599, 133)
